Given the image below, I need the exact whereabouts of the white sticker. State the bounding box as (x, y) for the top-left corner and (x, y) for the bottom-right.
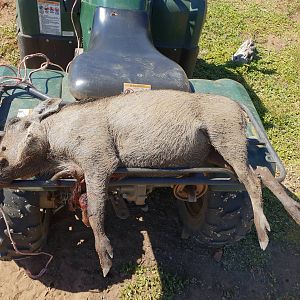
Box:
(62, 31), (74, 37)
(17, 109), (33, 118)
(123, 83), (152, 94)
(37, 0), (61, 36)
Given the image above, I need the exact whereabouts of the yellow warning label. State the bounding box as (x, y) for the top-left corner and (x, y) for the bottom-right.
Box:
(123, 83), (152, 94)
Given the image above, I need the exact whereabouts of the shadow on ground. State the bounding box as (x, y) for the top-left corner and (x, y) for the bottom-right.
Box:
(16, 203), (145, 293)
(15, 188), (300, 299)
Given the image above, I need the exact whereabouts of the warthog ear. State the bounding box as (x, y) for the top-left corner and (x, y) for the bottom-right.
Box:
(32, 98), (63, 121)
(17, 128), (46, 162)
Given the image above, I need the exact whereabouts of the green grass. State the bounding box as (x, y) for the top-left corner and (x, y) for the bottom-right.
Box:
(223, 190), (300, 272)
(0, 25), (19, 65)
(120, 263), (188, 300)
(223, 230), (269, 271)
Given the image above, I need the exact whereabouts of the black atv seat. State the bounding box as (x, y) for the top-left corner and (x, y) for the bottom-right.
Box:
(68, 7), (190, 99)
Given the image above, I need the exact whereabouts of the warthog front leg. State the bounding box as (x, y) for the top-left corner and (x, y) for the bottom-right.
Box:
(86, 178), (113, 277)
(89, 212), (113, 277)
(84, 158), (118, 277)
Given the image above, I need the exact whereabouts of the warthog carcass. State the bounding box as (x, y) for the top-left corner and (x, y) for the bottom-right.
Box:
(0, 90), (299, 276)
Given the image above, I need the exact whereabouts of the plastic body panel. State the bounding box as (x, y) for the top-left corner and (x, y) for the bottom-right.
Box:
(151, 0), (207, 77)
(16, 0), (80, 68)
(16, 0), (78, 35)
(17, 34), (77, 69)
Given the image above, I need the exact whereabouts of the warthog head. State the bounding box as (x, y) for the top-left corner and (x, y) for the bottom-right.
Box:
(0, 98), (62, 184)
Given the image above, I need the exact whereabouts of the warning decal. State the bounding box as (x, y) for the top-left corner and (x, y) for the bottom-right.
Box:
(17, 109), (33, 118)
(37, 0), (61, 35)
(123, 83), (152, 94)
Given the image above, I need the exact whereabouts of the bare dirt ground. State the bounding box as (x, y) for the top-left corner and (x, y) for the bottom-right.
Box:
(0, 195), (300, 300)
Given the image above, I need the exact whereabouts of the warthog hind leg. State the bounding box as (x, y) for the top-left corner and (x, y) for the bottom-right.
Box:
(255, 166), (300, 225)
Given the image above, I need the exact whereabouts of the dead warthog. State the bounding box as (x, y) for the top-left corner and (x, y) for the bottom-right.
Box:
(0, 90), (299, 277)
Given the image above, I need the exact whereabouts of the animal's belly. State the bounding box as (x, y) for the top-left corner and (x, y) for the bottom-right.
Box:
(117, 130), (211, 168)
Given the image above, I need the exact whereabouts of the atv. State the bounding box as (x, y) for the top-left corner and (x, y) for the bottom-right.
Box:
(0, 0), (285, 260)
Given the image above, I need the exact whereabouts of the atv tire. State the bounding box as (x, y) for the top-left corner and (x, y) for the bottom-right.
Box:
(0, 189), (50, 260)
(177, 190), (253, 247)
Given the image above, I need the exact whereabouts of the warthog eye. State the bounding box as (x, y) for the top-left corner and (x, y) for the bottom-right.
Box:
(1, 146), (6, 151)
(24, 121), (31, 129)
